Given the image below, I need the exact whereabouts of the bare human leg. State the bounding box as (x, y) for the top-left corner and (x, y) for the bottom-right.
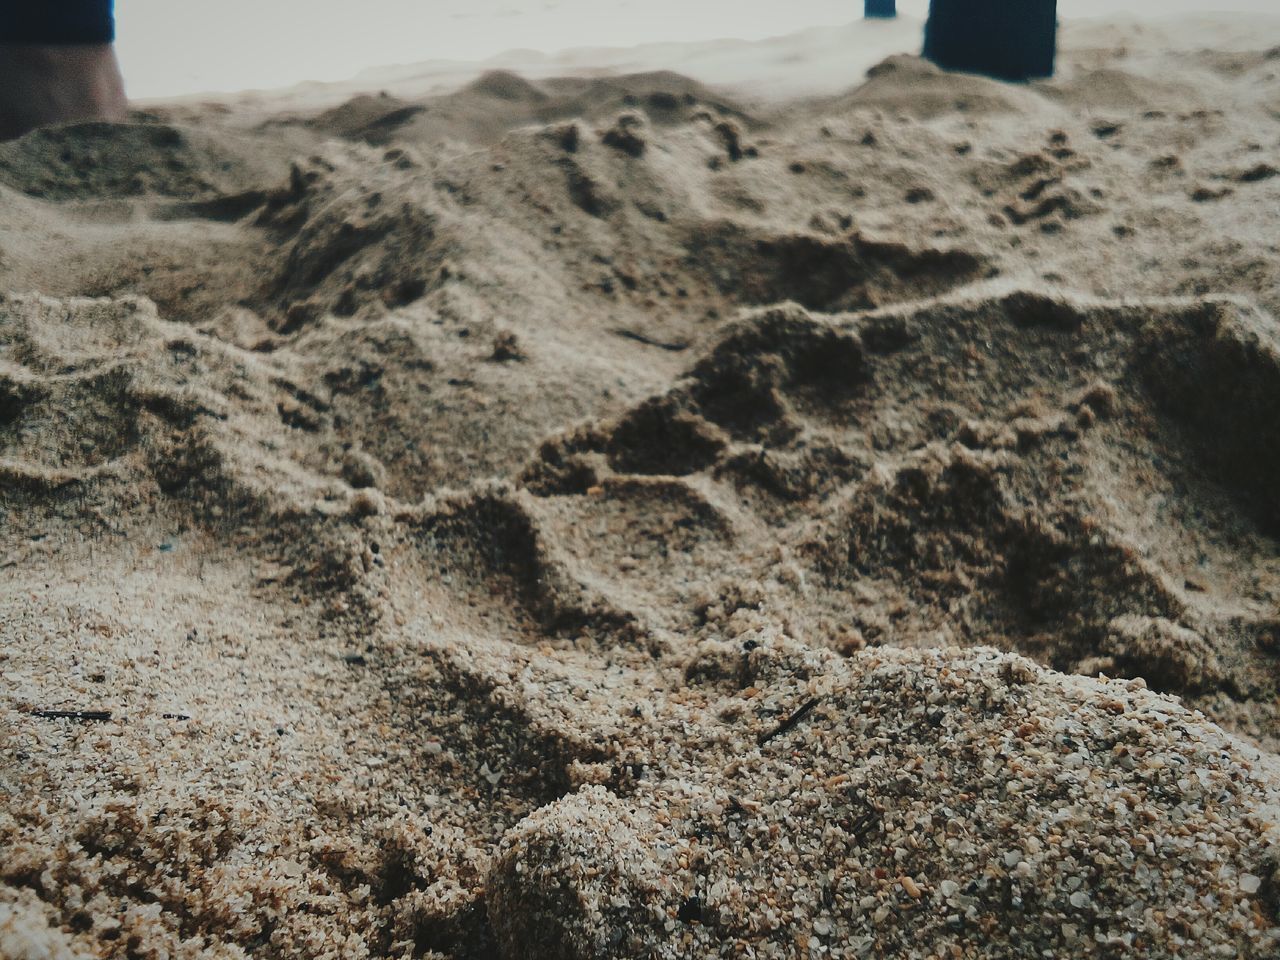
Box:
(0, 43), (127, 140)
(0, 1), (126, 140)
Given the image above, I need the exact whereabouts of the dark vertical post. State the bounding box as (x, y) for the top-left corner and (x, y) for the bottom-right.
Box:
(865, 0), (896, 18)
(923, 0), (1058, 82)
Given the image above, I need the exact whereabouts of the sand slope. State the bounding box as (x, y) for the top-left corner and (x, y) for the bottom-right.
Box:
(4, 16), (1280, 960)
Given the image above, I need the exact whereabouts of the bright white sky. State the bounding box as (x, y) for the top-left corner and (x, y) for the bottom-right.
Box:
(117, 0), (1279, 98)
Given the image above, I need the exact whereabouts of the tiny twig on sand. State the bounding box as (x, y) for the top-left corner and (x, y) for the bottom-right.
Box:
(757, 697), (821, 746)
(28, 709), (112, 722)
(610, 328), (690, 352)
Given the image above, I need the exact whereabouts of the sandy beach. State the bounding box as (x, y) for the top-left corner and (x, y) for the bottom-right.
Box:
(4, 13), (1280, 959)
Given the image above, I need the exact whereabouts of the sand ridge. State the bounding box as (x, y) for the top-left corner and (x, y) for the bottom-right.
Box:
(4, 16), (1280, 960)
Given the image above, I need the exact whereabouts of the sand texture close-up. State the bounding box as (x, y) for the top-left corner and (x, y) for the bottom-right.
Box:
(5, 14), (1280, 960)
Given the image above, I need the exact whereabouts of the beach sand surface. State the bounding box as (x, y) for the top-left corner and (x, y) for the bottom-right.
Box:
(4, 15), (1280, 960)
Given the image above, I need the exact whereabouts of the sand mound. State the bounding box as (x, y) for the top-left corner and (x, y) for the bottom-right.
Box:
(466, 70), (551, 104)
(0, 120), (284, 202)
(1044, 68), (1207, 113)
(492, 647), (1280, 959)
(681, 226), (985, 311)
(5, 17), (1280, 958)
(294, 71), (751, 150)
(308, 92), (428, 145)
(521, 290), (1280, 717)
(824, 55), (1056, 121)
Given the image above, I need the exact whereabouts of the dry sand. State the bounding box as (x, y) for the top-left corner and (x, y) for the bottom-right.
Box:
(4, 15), (1280, 960)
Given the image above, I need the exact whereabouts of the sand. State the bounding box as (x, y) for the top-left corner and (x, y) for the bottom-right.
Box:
(4, 14), (1280, 960)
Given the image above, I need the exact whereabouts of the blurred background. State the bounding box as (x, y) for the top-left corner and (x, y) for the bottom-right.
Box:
(117, 0), (1279, 99)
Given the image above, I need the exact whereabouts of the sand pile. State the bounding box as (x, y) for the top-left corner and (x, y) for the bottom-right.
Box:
(4, 16), (1280, 960)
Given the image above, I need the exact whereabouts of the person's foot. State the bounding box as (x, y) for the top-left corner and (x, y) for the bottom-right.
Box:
(0, 44), (127, 141)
